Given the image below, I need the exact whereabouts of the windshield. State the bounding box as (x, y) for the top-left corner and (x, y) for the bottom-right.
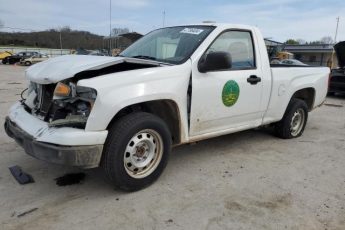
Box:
(120, 26), (215, 64)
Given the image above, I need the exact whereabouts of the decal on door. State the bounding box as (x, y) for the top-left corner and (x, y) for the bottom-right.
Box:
(222, 80), (240, 107)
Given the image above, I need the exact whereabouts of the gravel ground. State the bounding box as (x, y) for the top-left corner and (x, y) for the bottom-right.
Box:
(0, 64), (344, 230)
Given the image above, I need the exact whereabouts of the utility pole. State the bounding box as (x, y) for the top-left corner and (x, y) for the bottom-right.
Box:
(109, 0), (112, 55)
(334, 17), (340, 43)
(163, 10), (166, 27)
(59, 30), (62, 55)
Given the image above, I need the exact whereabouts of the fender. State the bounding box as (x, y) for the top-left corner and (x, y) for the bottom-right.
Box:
(263, 66), (329, 125)
(78, 60), (192, 143)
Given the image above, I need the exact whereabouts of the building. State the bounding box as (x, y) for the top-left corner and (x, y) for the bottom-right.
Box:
(103, 32), (143, 55)
(264, 39), (283, 59)
(283, 44), (334, 67)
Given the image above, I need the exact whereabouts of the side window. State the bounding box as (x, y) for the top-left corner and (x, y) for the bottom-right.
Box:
(206, 30), (255, 70)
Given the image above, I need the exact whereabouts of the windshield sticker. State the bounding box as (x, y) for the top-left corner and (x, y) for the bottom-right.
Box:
(222, 80), (240, 107)
(180, 28), (204, 35)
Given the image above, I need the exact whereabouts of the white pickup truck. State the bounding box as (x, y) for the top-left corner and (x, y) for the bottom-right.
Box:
(5, 23), (329, 191)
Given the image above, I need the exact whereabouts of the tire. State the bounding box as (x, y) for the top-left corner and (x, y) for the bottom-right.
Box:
(102, 112), (171, 191)
(275, 98), (308, 139)
(2, 58), (7, 64)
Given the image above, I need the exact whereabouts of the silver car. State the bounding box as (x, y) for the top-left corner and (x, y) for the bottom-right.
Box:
(281, 59), (308, 66)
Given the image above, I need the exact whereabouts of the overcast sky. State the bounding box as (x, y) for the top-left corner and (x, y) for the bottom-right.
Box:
(0, 0), (344, 42)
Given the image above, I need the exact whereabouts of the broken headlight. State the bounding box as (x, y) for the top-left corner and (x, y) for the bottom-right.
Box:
(49, 82), (97, 128)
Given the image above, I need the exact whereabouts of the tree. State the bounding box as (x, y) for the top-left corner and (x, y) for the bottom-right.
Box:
(309, 41), (322, 45)
(60, 26), (71, 33)
(285, 39), (300, 45)
(0, 28), (104, 49)
(320, 36), (333, 44)
(112, 27), (129, 36)
(296, 39), (306, 45)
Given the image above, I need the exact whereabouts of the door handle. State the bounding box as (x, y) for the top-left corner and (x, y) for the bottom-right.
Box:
(247, 75), (261, 85)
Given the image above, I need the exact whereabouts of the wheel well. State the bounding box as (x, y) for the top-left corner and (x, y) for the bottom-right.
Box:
(107, 100), (181, 145)
(291, 88), (315, 111)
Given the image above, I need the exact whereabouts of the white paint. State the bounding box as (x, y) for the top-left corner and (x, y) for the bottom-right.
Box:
(78, 61), (191, 143)
(8, 23), (329, 147)
(278, 85), (286, 96)
(8, 102), (108, 146)
(25, 55), (163, 84)
(189, 26), (266, 136)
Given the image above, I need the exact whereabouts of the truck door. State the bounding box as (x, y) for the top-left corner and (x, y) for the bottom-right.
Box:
(190, 30), (264, 137)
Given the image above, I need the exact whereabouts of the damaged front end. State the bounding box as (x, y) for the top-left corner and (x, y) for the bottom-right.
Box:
(5, 55), (165, 167)
(21, 55), (164, 128)
(24, 81), (97, 128)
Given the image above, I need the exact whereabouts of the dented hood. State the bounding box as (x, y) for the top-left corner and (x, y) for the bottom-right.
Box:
(334, 41), (345, 68)
(26, 55), (160, 84)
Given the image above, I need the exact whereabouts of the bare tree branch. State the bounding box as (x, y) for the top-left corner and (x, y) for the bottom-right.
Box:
(320, 36), (334, 44)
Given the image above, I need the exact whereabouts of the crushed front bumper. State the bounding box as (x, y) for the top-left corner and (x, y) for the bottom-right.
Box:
(4, 103), (108, 168)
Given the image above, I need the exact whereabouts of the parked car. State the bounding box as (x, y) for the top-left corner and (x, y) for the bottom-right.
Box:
(88, 50), (108, 56)
(281, 59), (308, 66)
(270, 58), (282, 64)
(4, 23), (329, 191)
(0, 51), (13, 60)
(329, 41), (345, 94)
(20, 54), (50, 66)
(2, 51), (40, 64)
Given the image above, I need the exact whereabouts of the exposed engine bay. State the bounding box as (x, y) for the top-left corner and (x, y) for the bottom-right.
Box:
(23, 59), (161, 128)
(24, 81), (96, 128)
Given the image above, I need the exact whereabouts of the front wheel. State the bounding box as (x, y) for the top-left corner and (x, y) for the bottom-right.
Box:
(275, 98), (308, 139)
(102, 112), (171, 191)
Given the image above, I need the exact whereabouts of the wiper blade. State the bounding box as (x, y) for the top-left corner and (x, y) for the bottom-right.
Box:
(130, 55), (156, 60)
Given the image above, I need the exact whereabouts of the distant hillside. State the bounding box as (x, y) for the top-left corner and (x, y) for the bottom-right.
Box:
(0, 28), (104, 49)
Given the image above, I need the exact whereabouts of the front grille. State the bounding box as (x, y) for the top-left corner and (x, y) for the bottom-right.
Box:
(33, 83), (56, 120)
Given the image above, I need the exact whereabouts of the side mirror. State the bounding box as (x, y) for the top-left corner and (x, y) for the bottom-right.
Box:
(198, 51), (232, 73)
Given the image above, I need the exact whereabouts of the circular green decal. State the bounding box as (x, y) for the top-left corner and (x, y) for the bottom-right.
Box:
(222, 80), (240, 107)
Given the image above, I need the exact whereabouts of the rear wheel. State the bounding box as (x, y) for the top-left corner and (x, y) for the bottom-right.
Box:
(275, 98), (308, 139)
(102, 112), (171, 191)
